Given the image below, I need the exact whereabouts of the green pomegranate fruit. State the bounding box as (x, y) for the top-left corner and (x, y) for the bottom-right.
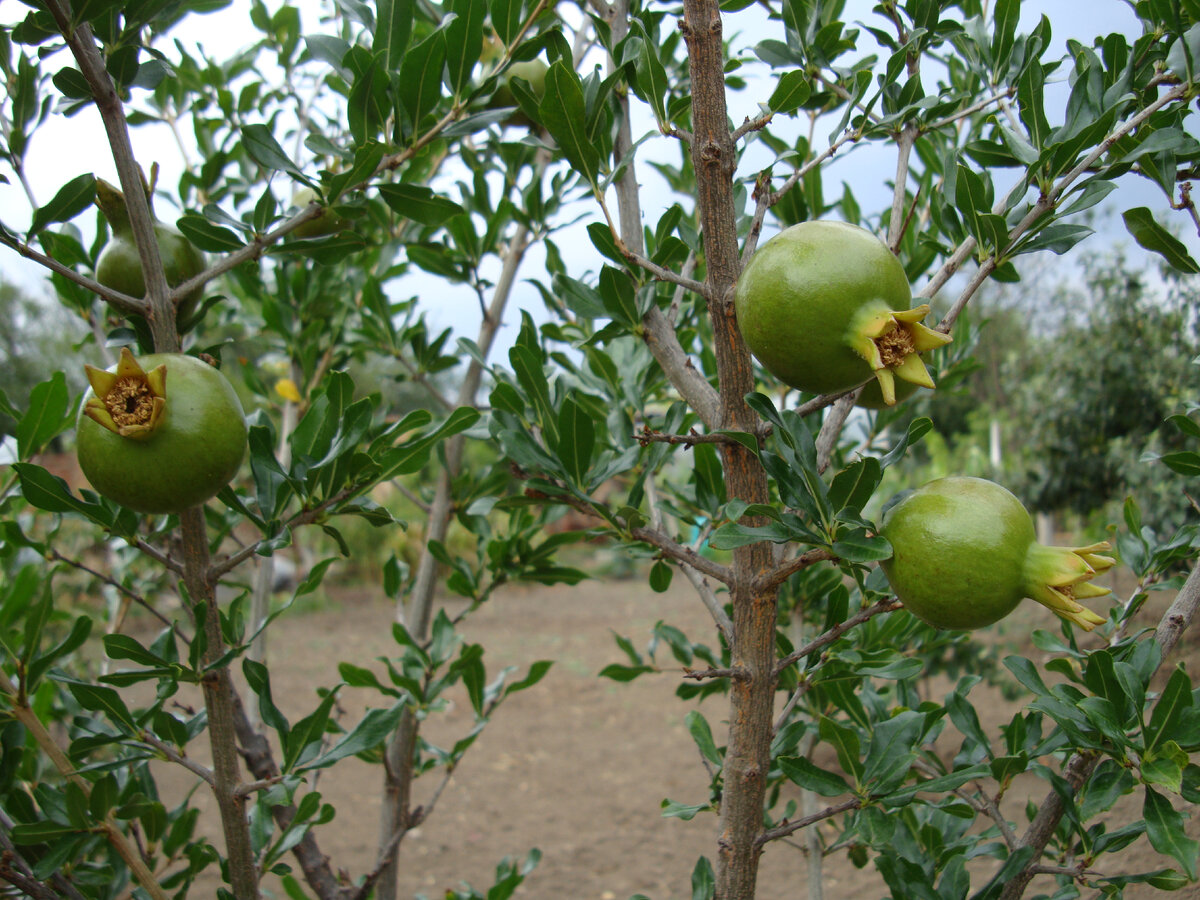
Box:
(734, 220), (952, 406)
(291, 187), (350, 239)
(76, 348), (247, 514)
(487, 59), (549, 126)
(95, 179), (207, 333)
(879, 476), (1113, 631)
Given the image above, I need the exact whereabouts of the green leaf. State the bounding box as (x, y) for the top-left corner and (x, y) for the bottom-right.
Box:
(879, 417), (933, 468)
(991, 0), (1020, 72)
(26, 615), (92, 691)
(686, 710), (722, 767)
(1123, 208), (1200, 274)
(374, 0), (413, 71)
(398, 29), (446, 129)
(283, 689), (341, 772)
(103, 633), (169, 668)
(768, 69), (812, 113)
(554, 391), (595, 485)
(488, 0), (524, 44)
(12, 462), (119, 529)
(1146, 666), (1192, 753)
(882, 763), (992, 806)
(503, 660), (553, 697)
(176, 214), (245, 251)
(1142, 755), (1184, 793)
(598, 663), (656, 682)
(819, 715), (863, 784)
(829, 457), (881, 515)
(16, 371), (71, 459)
(445, 0), (485, 96)
(661, 799), (709, 820)
(242, 123), (305, 180)
(778, 755), (852, 797)
(28, 173), (95, 237)
(60, 678), (137, 734)
(831, 529), (891, 563)
(1144, 786), (1199, 878)
(629, 19), (669, 124)
(1160, 451), (1200, 477)
(377, 184), (465, 226)
(300, 702), (407, 770)
(862, 710), (921, 793)
(538, 61), (599, 187)
(244, 658), (291, 742)
(691, 856), (715, 900)
(648, 560), (673, 593)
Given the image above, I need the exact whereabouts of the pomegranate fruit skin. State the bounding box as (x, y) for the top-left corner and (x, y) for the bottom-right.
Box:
(734, 220), (949, 404)
(879, 476), (1113, 631)
(76, 352), (247, 515)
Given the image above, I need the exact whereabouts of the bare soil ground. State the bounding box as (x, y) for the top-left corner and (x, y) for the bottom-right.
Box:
(161, 571), (1198, 900)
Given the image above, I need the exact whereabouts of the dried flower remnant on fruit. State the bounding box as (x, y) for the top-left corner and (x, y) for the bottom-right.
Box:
(82, 347), (166, 441)
(1025, 541), (1114, 630)
(849, 303), (952, 406)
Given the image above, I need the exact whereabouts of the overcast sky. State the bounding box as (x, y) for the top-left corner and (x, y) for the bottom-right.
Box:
(0, 0), (1191, 351)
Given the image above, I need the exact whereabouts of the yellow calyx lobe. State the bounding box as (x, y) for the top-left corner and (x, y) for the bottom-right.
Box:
(83, 347), (167, 441)
(1023, 541), (1116, 631)
(849, 303), (953, 405)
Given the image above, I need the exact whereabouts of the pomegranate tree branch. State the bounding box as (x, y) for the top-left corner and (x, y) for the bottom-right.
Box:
(757, 547), (840, 593)
(46, 547), (177, 632)
(773, 597), (903, 677)
(44, 0), (177, 353)
(0, 671), (170, 900)
(0, 233), (148, 316)
(682, 1), (780, 897)
(756, 797), (864, 845)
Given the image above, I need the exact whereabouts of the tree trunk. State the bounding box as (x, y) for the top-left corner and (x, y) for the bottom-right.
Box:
(681, 2), (775, 896)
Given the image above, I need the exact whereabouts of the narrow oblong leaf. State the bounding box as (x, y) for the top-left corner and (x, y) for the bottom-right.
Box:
(1146, 666), (1193, 753)
(374, 0), (413, 71)
(537, 61), (599, 186)
(376, 184), (465, 226)
(300, 702), (407, 770)
(28, 173), (95, 237)
(1144, 786), (1200, 878)
(16, 371), (70, 459)
(555, 392), (595, 485)
(778, 755), (852, 797)
(1123, 207), (1200, 274)
(398, 29), (447, 129)
(242, 123), (304, 179)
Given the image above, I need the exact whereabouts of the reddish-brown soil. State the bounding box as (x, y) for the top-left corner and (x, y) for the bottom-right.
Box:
(158, 573), (1196, 899)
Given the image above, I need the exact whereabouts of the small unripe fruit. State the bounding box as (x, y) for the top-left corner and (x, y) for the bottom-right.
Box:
(94, 179), (207, 333)
(734, 221), (951, 405)
(76, 348), (247, 514)
(879, 476), (1113, 631)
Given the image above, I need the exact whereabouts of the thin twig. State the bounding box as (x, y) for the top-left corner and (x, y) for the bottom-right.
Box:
(756, 797), (864, 845)
(0, 233), (148, 317)
(756, 548), (840, 593)
(684, 665), (748, 681)
(137, 731), (215, 785)
(635, 426), (752, 447)
(46, 547), (176, 632)
(773, 598), (902, 677)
